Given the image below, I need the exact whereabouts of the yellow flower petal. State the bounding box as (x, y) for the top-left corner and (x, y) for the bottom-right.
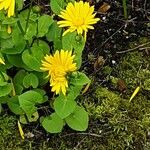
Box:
(41, 50), (77, 95)
(62, 29), (72, 36)
(129, 86), (140, 102)
(18, 121), (25, 140)
(57, 1), (100, 37)
(0, 0), (15, 17)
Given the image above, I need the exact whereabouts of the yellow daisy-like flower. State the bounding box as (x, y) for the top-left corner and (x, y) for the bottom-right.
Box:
(41, 50), (77, 95)
(57, 1), (100, 37)
(0, 0), (15, 17)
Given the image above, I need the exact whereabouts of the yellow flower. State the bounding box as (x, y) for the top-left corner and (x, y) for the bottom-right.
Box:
(0, 0), (15, 17)
(41, 50), (77, 95)
(57, 1), (100, 37)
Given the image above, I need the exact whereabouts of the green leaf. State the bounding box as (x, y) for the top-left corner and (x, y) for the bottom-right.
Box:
(0, 72), (5, 86)
(32, 40), (50, 55)
(38, 15), (54, 37)
(33, 88), (48, 103)
(0, 64), (13, 74)
(7, 96), (24, 115)
(6, 54), (29, 69)
(1, 38), (14, 49)
(42, 113), (64, 133)
(50, 0), (65, 15)
(2, 17), (18, 25)
(16, 0), (24, 11)
(74, 54), (82, 69)
(18, 90), (43, 115)
(68, 84), (83, 99)
(13, 84), (24, 95)
(22, 46), (44, 72)
(14, 70), (27, 86)
(66, 106), (89, 131)
(24, 22), (37, 41)
(11, 28), (26, 53)
(1, 29), (26, 54)
(0, 83), (12, 97)
(27, 111), (39, 122)
(23, 73), (39, 88)
(32, 88), (46, 96)
(71, 72), (90, 86)
(19, 115), (28, 124)
(62, 32), (85, 68)
(0, 11), (5, 21)
(13, 70), (27, 95)
(62, 32), (75, 50)
(46, 21), (62, 50)
(62, 32), (85, 53)
(0, 81), (7, 86)
(19, 9), (38, 24)
(0, 29), (10, 39)
(1, 72), (9, 81)
(0, 96), (9, 104)
(34, 72), (49, 86)
(54, 94), (77, 119)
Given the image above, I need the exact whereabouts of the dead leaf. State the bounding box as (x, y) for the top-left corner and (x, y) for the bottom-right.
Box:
(94, 56), (105, 70)
(98, 2), (111, 13)
(82, 83), (91, 94)
(117, 79), (127, 92)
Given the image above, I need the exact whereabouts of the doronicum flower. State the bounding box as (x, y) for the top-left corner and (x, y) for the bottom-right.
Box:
(41, 50), (77, 95)
(57, 1), (100, 38)
(0, 0), (15, 17)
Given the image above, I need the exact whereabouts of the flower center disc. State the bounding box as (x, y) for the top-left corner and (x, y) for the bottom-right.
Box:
(74, 18), (84, 26)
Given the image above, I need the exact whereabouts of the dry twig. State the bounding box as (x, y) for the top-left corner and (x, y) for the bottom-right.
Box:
(116, 42), (150, 54)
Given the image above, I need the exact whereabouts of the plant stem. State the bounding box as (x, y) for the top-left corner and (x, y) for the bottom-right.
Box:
(25, 1), (33, 33)
(17, 21), (25, 35)
(17, 17), (31, 49)
(122, 0), (128, 19)
(15, 10), (25, 35)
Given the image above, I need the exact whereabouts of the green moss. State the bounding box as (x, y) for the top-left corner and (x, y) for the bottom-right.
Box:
(94, 87), (121, 118)
(0, 115), (26, 150)
(117, 39), (150, 91)
(83, 86), (150, 149)
(0, 114), (63, 149)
